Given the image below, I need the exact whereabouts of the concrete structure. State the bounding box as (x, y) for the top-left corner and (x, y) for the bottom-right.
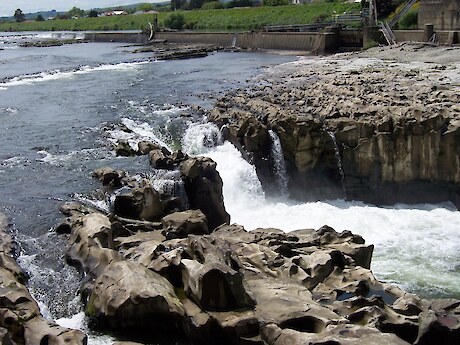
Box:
(418, 0), (460, 30)
(154, 30), (362, 53)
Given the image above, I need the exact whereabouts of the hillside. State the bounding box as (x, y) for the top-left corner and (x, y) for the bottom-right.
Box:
(0, 3), (361, 32)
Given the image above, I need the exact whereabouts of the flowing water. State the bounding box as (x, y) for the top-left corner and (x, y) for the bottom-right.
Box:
(1, 31), (460, 343)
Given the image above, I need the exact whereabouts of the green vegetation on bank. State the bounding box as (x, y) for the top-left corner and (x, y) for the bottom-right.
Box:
(0, 3), (361, 32)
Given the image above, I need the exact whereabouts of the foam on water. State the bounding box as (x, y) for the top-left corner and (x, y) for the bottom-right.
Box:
(0, 61), (148, 90)
(182, 121), (222, 155)
(106, 117), (174, 152)
(183, 122), (460, 298)
(57, 312), (115, 345)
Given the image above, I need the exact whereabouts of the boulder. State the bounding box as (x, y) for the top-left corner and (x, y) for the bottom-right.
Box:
(415, 300), (460, 345)
(162, 210), (209, 239)
(181, 258), (253, 311)
(23, 318), (87, 345)
(86, 261), (185, 331)
(92, 167), (126, 187)
(261, 323), (411, 345)
(149, 148), (174, 169)
(180, 157), (230, 230)
(115, 140), (137, 157)
(138, 140), (161, 155)
(66, 212), (122, 279)
(114, 182), (165, 221)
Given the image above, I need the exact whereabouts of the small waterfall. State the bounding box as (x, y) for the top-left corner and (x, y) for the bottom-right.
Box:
(327, 131), (346, 196)
(182, 122), (222, 155)
(231, 34), (237, 48)
(269, 130), (289, 196)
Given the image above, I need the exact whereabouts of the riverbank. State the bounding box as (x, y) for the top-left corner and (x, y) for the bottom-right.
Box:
(207, 42), (460, 208)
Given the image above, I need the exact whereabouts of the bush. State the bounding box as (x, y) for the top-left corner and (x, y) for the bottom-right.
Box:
(164, 12), (185, 29)
(263, 0), (289, 5)
(201, 1), (224, 10)
(398, 9), (418, 29)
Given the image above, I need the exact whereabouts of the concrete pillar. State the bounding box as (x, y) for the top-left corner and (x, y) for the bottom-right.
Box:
(424, 23), (434, 41)
(363, 26), (381, 48)
(448, 31), (459, 44)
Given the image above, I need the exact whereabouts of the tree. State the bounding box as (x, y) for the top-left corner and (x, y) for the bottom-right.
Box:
(263, 0), (289, 5)
(36, 14), (45, 21)
(88, 10), (99, 18)
(164, 13), (185, 29)
(202, 1), (224, 9)
(14, 8), (25, 22)
(171, 0), (186, 10)
(68, 6), (84, 18)
(139, 3), (154, 12)
(228, 0), (254, 7)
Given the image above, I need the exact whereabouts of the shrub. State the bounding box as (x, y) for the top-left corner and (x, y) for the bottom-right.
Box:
(164, 12), (185, 29)
(263, 0), (289, 6)
(201, 1), (224, 10)
(398, 9), (418, 29)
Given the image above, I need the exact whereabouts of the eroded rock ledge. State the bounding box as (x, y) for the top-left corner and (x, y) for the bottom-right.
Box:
(54, 153), (460, 344)
(208, 44), (460, 208)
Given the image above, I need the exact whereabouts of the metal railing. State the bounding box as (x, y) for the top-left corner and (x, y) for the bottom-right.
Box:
(380, 21), (397, 45)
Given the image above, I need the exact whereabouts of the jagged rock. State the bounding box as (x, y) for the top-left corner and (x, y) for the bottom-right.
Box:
(23, 318), (87, 345)
(115, 140), (137, 157)
(138, 140), (161, 155)
(56, 196), (460, 344)
(92, 167), (126, 187)
(180, 157), (230, 230)
(415, 300), (460, 345)
(247, 277), (342, 328)
(86, 261), (185, 331)
(113, 181), (165, 221)
(261, 323), (411, 345)
(66, 212), (122, 278)
(162, 210), (209, 239)
(149, 148), (174, 169)
(0, 213), (87, 344)
(181, 258), (253, 311)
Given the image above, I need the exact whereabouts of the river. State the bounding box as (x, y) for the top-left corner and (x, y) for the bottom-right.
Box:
(1, 32), (460, 344)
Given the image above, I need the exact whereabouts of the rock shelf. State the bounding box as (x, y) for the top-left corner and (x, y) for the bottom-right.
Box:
(208, 43), (460, 207)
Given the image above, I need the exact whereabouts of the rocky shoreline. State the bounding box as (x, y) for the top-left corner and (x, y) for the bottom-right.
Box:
(208, 42), (460, 208)
(53, 145), (460, 344)
(0, 213), (87, 344)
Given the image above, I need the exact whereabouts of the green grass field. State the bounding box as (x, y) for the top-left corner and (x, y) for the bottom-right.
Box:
(0, 3), (361, 32)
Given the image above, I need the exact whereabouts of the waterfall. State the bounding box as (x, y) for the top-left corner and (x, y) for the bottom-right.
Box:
(182, 122), (222, 155)
(269, 129), (289, 196)
(231, 34), (237, 48)
(327, 131), (346, 196)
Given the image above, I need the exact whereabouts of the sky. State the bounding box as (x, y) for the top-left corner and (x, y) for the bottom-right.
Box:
(0, 1), (164, 17)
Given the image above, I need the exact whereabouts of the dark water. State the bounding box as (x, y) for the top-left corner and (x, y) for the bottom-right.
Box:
(0, 32), (296, 337)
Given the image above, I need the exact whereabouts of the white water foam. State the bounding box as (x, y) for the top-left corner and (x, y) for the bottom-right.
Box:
(182, 122), (222, 155)
(183, 122), (460, 298)
(106, 117), (174, 152)
(57, 312), (115, 345)
(0, 61), (148, 90)
(36, 148), (107, 167)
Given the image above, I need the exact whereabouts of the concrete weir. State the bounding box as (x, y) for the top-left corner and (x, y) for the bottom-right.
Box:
(84, 29), (362, 54)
